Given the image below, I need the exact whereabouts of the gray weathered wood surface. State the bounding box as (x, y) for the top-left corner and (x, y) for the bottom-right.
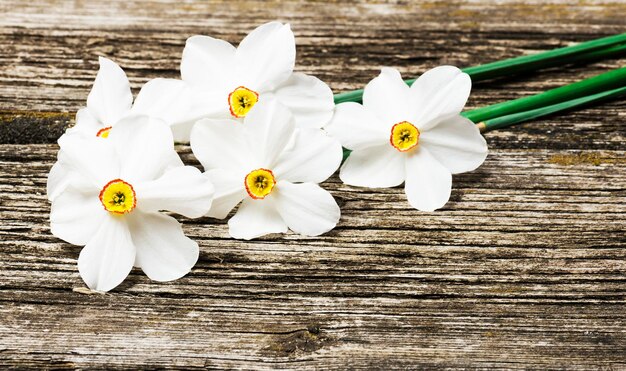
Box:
(1, 0), (625, 369)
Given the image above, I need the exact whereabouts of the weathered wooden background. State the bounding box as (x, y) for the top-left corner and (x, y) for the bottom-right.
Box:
(1, 0), (625, 369)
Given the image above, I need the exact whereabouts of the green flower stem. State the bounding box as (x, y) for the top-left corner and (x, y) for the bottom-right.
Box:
(333, 33), (626, 104)
(441, 35), (626, 82)
(462, 66), (626, 123)
(342, 148), (351, 162)
(476, 85), (626, 132)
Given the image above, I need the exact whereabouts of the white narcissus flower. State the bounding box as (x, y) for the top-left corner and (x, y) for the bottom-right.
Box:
(132, 22), (334, 142)
(49, 116), (214, 292)
(326, 66), (488, 211)
(68, 56), (134, 139)
(190, 99), (342, 240)
(48, 56), (137, 200)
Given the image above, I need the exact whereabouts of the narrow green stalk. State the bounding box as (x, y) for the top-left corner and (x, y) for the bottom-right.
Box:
(462, 67), (626, 123)
(334, 33), (626, 104)
(342, 148), (351, 162)
(478, 85), (626, 132)
(441, 34), (626, 82)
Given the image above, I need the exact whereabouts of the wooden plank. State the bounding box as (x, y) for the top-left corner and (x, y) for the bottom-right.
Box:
(0, 0), (625, 368)
(1, 0), (625, 143)
(1, 145), (625, 368)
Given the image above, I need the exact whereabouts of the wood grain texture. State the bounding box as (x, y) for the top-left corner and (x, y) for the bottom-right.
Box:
(1, 0), (625, 369)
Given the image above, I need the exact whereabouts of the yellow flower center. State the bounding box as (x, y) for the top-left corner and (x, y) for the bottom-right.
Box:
(244, 168), (276, 199)
(96, 126), (112, 138)
(390, 121), (420, 152)
(99, 179), (136, 214)
(228, 86), (259, 118)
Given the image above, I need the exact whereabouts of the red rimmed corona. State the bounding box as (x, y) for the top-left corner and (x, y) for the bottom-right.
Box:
(390, 121), (420, 152)
(96, 126), (113, 138)
(228, 86), (259, 118)
(98, 179), (137, 214)
(244, 168), (276, 200)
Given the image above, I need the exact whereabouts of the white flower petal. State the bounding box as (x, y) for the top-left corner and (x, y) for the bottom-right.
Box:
(132, 78), (227, 142)
(107, 115), (181, 183)
(362, 67), (411, 126)
(339, 145), (406, 188)
(404, 146), (452, 211)
(66, 108), (103, 138)
(272, 72), (334, 129)
(47, 156), (98, 202)
(135, 166), (214, 218)
(47, 161), (68, 201)
(243, 99), (295, 169)
(171, 121), (197, 143)
(190, 118), (252, 172)
(273, 181), (340, 237)
(409, 65), (471, 130)
(325, 102), (388, 150)
(421, 115), (488, 174)
(86, 57), (133, 126)
(77, 213), (136, 292)
(181, 35), (236, 91)
(131, 78), (192, 121)
(205, 169), (247, 219)
(57, 133), (120, 188)
(228, 198), (287, 240)
(235, 22), (295, 91)
(129, 211), (199, 282)
(50, 186), (106, 245)
(47, 161), (73, 201)
(273, 128), (342, 183)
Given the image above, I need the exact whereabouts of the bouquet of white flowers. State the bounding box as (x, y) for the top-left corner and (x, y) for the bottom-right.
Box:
(47, 22), (626, 292)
